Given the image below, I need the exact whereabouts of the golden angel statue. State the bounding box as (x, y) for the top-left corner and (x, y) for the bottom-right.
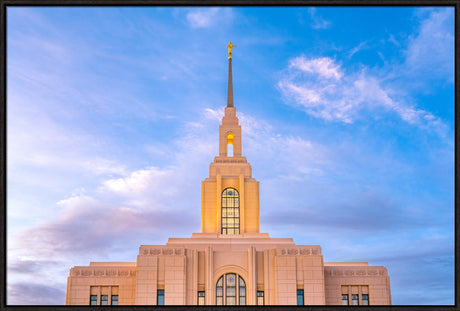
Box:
(227, 41), (236, 59)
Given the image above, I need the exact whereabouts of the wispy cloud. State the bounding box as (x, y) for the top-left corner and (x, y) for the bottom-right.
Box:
(186, 8), (233, 29)
(404, 8), (454, 81)
(308, 8), (331, 30)
(348, 40), (369, 59)
(8, 283), (66, 305)
(278, 55), (444, 130)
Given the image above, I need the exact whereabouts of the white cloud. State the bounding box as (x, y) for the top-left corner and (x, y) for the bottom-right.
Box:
(186, 8), (232, 29)
(308, 8), (331, 30)
(279, 56), (444, 129)
(405, 8), (454, 81)
(290, 56), (342, 80)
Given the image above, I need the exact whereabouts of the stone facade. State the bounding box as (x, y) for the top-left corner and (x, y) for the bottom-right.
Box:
(66, 56), (391, 306)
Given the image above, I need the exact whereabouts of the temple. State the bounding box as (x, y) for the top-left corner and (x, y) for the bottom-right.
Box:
(66, 43), (391, 306)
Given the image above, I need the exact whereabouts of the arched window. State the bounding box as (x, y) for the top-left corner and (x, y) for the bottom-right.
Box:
(221, 188), (239, 234)
(216, 273), (246, 305)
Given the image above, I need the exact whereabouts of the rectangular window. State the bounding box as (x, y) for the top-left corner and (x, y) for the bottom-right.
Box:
(352, 294), (359, 305)
(198, 291), (205, 305)
(342, 294), (349, 305)
(90, 295), (98, 305)
(362, 294), (369, 305)
(297, 289), (304, 305)
(157, 289), (165, 305)
(111, 295), (118, 305)
(257, 291), (264, 305)
(101, 295), (108, 305)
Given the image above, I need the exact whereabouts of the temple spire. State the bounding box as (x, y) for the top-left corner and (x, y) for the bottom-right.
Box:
(227, 42), (236, 108)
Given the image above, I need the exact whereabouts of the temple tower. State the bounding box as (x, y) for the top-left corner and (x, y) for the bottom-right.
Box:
(201, 42), (260, 235)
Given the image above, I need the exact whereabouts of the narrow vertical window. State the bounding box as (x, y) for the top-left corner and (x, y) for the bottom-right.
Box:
(90, 295), (98, 305)
(297, 289), (304, 305)
(157, 289), (165, 305)
(257, 291), (264, 305)
(238, 276), (246, 305)
(352, 294), (359, 305)
(101, 295), (108, 305)
(362, 294), (369, 305)
(221, 188), (239, 234)
(226, 273), (237, 305)
(216, 276), (223, 305)
(227, 133), (234, 157)
(111, 295), (118, 305)
(342, 294), (349, 305)
(198, 291), (205, 305)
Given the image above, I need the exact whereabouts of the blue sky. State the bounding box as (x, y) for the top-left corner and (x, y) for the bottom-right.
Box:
(6, 6), (454, 305)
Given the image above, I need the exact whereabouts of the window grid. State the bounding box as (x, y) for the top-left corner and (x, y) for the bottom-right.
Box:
(221, 188), (240, 235)
(352, 294), (359, 305)
(198, 291), (205, 305)
(90, 295), (97, 305)
(362, 294), (369, 305)
(216, 273), (246, 305)
(297, 289), (304, 305)
(101, 295), (108, 305)
(89, 286), (118, 305)
(342, 294), (349, 305)
(157, 289), (165, 305)
(257, 291), (264, 305)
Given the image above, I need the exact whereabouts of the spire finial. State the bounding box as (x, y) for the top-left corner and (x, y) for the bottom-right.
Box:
(227, 41), (236, 59)
(227, 42), (234, 107)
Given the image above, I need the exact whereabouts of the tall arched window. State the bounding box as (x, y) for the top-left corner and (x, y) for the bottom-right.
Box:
(221, 188), (239, 234)
(216, 273), (246, 305)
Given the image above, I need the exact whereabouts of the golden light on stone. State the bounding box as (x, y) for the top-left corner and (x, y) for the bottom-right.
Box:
(227, 133), (234, 145)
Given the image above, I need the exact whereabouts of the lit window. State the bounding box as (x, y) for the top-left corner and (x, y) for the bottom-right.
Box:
(101, 295), (108, 305)
(90, 295), (97, 305)
(342, 294), (349, 305)
(352, 294), (359, 305)
(215, 273), (246, 305)
(297, 289), (304, 305)
(227, 133), (234, 156)
(362, 294), (369, 305)
(198, 291), (205, 305)
(257, 291), (264, 305)
(111, 295), (118, 305)
(221, 188), (239, 234)
(157, 289), (165, 305)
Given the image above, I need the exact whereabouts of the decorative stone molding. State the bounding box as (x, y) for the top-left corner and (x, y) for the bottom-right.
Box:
(368, 270), (378, 275)
(139, 247), (185, 256)
(71, 268), (136, 278)
(150, 248), (161, 255)
(277, 247), (321, 256)
(325, 267), (388, 277)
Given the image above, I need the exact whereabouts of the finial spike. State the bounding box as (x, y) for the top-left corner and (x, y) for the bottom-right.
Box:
(227, 42), (234, 108)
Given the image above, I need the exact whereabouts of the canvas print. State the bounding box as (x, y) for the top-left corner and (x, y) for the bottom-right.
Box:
(6, 6), (454, 305)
